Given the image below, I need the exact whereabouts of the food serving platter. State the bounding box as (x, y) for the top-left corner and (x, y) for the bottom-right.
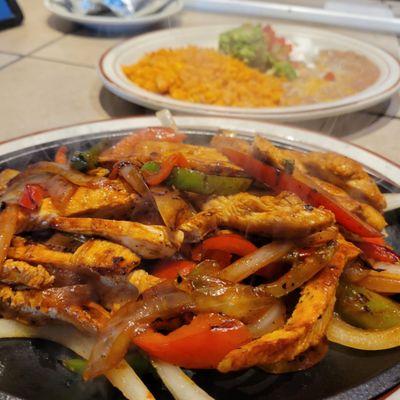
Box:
(98, 24), (400, 121)
(0, 116), (400, 400)
(44, 0), (184, 31)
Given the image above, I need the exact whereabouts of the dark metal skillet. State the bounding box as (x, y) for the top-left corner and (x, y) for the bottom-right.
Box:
(0, 117), (399, 400)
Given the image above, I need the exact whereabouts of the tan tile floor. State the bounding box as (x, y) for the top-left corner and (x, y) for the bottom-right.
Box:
(0, 0), (399, 167)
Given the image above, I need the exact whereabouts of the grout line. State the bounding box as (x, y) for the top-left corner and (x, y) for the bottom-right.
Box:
(28, 55), (95, 70)
(0, 50), (24, 57)
(0, 55), (23, 72)
(26, 33), (69, 57)
(27, 18), (81, 57)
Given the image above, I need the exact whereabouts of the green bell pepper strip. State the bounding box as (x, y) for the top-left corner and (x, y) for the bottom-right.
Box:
(63, 358), (87, 374)
(167, 167), (252, 195)
(63, 351), (154, 376)
(70, 141), (108, 172)
(141, 161), (161, 174)
(336, 281), (400, 330)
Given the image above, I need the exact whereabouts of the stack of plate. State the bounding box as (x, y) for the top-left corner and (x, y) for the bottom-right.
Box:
(44, 0), (183, 30)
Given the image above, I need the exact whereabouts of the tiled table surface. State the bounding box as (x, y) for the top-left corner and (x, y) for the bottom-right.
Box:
(0, 0), (398, 142)
(0, 0), (399, 165)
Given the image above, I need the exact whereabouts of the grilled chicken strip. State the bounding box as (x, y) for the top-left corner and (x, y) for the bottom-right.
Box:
(129, 140), (244, 176)
(9, 237), (140, 274)
(47, 177), (138, 218)
(299, 152), (385, 211)
(218, 239), (359, 372)
(0, 284), (103, 333)
(72, 240), (140, 273)
(180, 192), (334, 241)
(253, 135), (386, 228)
(310, 176), (386, 231)
(0, 169), (20, 195)
(210, 132), (252, 154)
(50, 217), (183, 259)
(128, 270), (162, 294)
(0, 259), (54, 289)
(252, 135), (307, 173)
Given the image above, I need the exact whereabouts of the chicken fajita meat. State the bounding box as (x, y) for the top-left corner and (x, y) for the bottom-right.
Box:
(8, 237), (140, 274)
(253, 135), (387, 228)
(0, 120), (397, 399)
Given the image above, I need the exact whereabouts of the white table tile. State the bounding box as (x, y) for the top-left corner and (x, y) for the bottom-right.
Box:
(347, 116), (400, 163)
(33, 29), (126, 68)
(0, 53), (20, 69)
(0, 57), (141, 140)
(0, 0), (75, 55)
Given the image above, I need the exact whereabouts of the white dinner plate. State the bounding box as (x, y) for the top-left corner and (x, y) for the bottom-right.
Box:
(44, 0), (183, 30)
(98, 24), (400, 121)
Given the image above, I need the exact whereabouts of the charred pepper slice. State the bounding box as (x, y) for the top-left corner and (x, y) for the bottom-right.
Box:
(167, 167), (252, 195)
(336, 281), (400, 330)
(70, 141), (108, 172)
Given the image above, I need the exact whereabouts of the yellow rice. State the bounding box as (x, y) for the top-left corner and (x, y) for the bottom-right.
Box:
(122, 46), (285, 108)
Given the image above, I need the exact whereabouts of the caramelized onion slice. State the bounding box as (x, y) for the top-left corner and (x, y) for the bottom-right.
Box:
(299, 227), (338, 247)
(260, 241), (336, 297)
(219, 241), (293, 283)
(187, 275), (274, 322)
(373, 262), (400, 275)
(85, 284), (194, 380)
(0, 319), (154, 400)
(342, 261), (370, 283)
(119, 163), (151, 198)
(357, 270), (400, 294)
(327, 314), (400, 350)
(247, 300), (286, 339)
(47, 175), (77, 211)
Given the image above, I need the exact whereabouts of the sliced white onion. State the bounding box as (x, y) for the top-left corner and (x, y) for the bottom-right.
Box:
(247, 301), (285, 339)
(372, 262), (400, 276)
(327, 314), (400, 350)
(151, 359), (214, 400)
(0, 319), (154, 400)
(119, 164), (151, 198)
(219, 241), (293, 283)
(156, 110), (178, 132)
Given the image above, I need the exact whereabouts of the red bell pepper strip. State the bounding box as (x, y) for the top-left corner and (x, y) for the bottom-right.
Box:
(152, 260), (196, 280)
(19, 184), (46, 210)
(221, 148), (382, 239)
(133, 313), (251, 369)
(203, 249), (232, 268)
(192, 244), (232, 267)
(202, 234), (257, 256)
(257, 261), (286, 280)
(356, 242), (400, 264)
(192, 234), (256, 267)
(144, 153), (189, 186)
(54, 145), (68, 164)
(357, 236), (386, 246)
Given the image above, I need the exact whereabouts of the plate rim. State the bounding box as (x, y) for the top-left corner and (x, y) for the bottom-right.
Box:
(43, 0), (184, 26)
(1, 115), (400, 187)
(1, 115), (400, 400)
(97, 24), (400, 121)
